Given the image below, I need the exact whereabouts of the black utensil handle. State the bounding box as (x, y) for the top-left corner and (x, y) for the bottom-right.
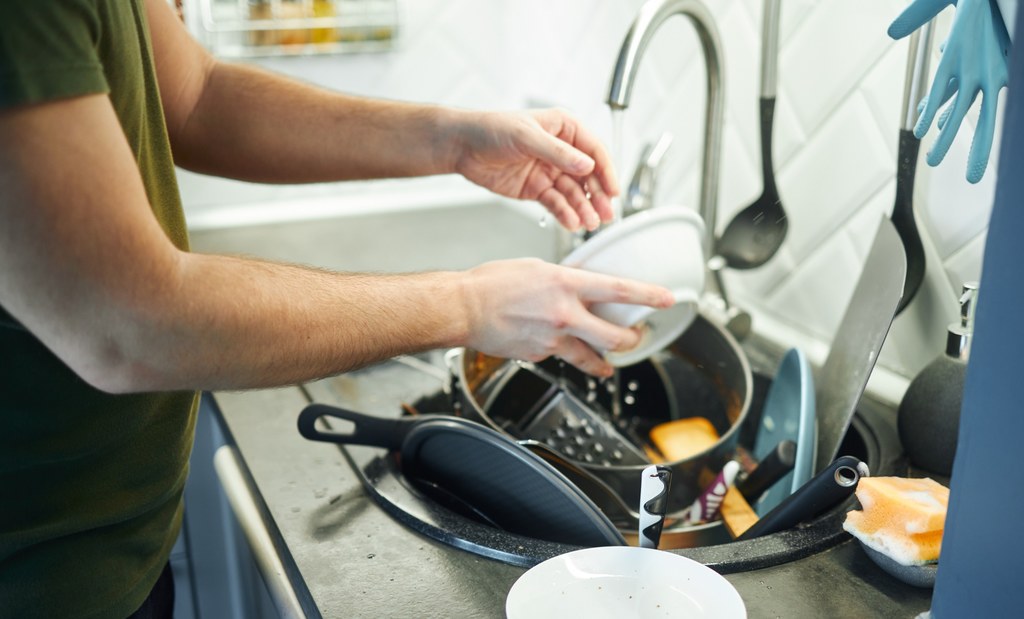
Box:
(737, 439), (797, 502)
(759, 97), (779, 194)
(893, 128), (925, 316)
(737, 455), (865, 540)
(297, 403), (412, 450)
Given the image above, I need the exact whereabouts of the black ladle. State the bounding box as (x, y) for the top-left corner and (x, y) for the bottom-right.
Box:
(716, 0), (787, 270)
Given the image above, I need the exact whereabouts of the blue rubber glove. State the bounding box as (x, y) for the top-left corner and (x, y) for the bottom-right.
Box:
(889, 0), (1012, 184)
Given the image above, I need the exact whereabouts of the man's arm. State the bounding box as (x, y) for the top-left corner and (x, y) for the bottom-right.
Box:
(147, 0), (449, 182)
(144, 0), (617, 231)
(0, 96), (669, 393)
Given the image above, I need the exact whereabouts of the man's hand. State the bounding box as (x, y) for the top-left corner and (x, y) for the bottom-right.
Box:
(451, 109), (620, 232)
(459, 258), (674, 377)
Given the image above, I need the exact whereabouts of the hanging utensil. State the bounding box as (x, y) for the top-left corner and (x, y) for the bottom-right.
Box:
(715, 0), (788, 269)
(813, 216), (906, 473)
(892, 22), (935, 315)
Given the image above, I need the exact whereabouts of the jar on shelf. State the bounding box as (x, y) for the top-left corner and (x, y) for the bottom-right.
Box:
(247, 0), (274, 46)
(275, 0), (311, 47)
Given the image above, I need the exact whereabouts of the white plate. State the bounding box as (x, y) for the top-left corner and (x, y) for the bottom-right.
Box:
(506, 546), (746, 618)
(560, 207), (706, 367)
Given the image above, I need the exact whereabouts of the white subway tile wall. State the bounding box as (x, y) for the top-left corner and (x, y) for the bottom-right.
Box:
(178, 0), (998, 382)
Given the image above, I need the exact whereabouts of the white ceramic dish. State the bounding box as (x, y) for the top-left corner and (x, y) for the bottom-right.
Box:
(561, 207), (706, 367)
(505, 546), (746, 619)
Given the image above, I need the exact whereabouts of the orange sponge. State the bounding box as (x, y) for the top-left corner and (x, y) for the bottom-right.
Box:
(843, 476), (949, 565)
(648, 417), (720, 462)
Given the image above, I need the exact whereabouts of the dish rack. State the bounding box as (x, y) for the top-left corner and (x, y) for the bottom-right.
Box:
(185, 0), (398, 58)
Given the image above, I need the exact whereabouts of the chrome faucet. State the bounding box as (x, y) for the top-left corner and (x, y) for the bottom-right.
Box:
(624, 132), (674, 218)
(607, 0), (724, 260)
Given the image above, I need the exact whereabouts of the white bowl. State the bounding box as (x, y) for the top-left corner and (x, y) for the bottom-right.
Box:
(506, 546), (746, 618)
(561, 206), (706, 366)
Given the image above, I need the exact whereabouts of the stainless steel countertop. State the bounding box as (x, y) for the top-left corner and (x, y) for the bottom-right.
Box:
(210, 352), (934, 618)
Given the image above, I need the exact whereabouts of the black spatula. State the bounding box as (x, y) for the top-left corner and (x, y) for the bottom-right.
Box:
(892, 22), (934, 315)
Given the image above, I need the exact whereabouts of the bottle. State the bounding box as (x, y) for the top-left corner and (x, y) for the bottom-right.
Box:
(897, 282), (979, 476)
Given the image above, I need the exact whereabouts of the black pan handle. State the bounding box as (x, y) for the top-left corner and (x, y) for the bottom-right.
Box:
(737, 455), (867, 540)
(297, 403), (414, 450)
(736, 439), (797, 502)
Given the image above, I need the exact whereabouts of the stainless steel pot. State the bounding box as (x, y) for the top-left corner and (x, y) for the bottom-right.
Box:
(450, 313), (753, 516)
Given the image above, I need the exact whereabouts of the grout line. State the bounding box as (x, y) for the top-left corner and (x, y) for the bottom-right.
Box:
(778, 29), (897, 150)
(941, 227), (989, 268)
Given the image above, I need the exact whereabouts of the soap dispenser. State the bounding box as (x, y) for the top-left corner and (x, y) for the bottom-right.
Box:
(898, 282), (979, 476)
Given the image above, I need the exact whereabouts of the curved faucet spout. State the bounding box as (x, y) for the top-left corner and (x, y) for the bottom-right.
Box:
(607, 0), (724, 259)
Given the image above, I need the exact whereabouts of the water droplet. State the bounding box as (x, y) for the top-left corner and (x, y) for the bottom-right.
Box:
(538, 215), (549, 228)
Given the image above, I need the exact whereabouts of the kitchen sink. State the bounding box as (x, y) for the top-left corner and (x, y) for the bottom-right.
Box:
(193, 194), (934, 617)
(300, 347), (904, 574)
(191, 195), (907, 574)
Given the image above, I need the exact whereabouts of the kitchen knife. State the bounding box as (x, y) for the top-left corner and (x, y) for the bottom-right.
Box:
(814, 216), (906, 473)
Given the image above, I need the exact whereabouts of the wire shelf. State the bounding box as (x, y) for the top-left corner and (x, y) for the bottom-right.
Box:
(186, 0), (398, 58)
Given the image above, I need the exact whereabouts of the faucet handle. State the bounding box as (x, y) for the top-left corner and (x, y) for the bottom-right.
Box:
(624, 132), (673, 217)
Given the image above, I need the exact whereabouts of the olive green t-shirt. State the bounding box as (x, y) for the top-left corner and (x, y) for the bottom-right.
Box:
(0, 2), (198, 617)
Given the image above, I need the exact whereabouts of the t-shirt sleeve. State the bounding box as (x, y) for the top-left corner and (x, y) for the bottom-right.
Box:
(0, 0), (110, 108)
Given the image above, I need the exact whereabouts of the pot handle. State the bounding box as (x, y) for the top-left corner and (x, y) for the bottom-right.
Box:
(297, 403), (412, 450)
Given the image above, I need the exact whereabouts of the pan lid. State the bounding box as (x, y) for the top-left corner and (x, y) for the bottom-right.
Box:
(297, 404), (625, 548)
(402, 418), (626, 547)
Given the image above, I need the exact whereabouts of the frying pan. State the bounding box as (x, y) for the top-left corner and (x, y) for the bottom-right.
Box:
(297, 403), (626, 548)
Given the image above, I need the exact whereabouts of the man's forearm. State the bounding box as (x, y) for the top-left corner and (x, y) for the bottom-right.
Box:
(95, 252), (469, 393)
(171, 60), (464, 183)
